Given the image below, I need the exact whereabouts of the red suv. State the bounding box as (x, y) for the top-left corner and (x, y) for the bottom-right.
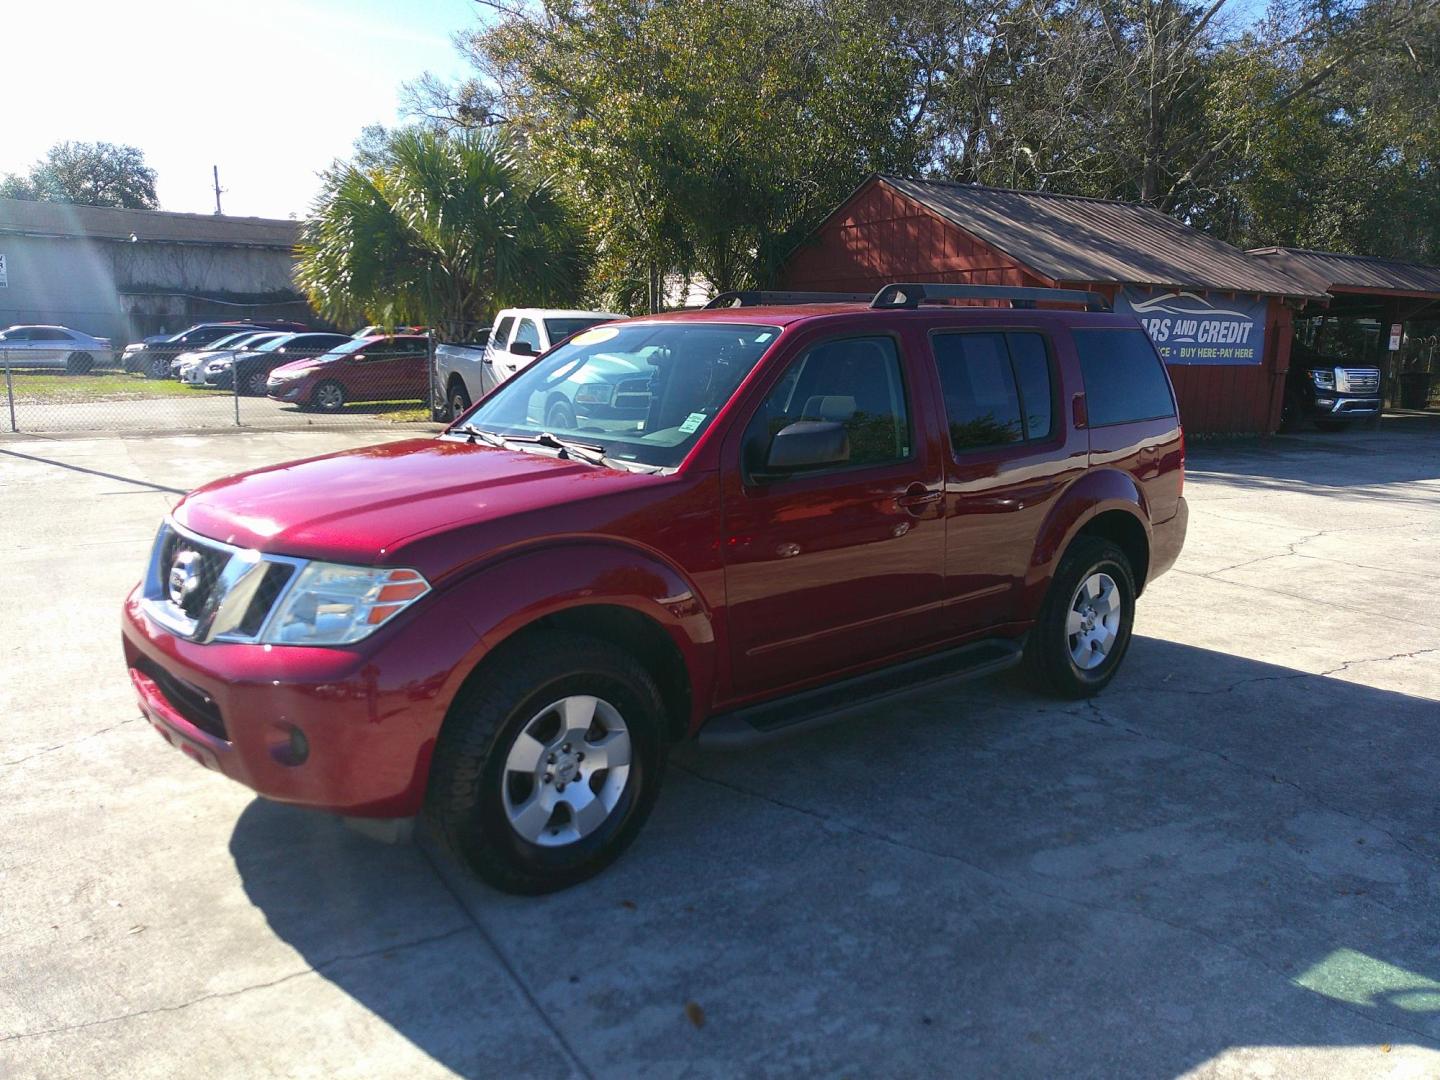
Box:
(122, 284), (1187, 893)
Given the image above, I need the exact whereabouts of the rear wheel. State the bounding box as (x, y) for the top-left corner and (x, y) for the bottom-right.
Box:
(146, 356), (169, 380)
(311, 380), (345, 412)
(65, 352), (93, 375)
(425, 632), (666, 894)
(448, 379), (472, 423)
(1023, 537), (1136, 698)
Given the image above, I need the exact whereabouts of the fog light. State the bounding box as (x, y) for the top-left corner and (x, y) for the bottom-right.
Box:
(1315, 398), (1334, 407)
(267, 722), (310, 766)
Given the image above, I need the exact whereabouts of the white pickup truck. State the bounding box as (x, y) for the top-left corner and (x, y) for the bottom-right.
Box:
(432, 307), (625, 421)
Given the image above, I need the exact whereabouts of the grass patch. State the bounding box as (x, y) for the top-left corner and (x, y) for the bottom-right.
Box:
(3, 370), (229, 404)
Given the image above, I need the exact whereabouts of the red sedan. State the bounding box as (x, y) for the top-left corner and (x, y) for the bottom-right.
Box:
(265, 334), (430, 411)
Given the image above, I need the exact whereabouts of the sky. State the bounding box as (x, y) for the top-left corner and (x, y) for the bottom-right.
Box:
(2, 0), (479, 220)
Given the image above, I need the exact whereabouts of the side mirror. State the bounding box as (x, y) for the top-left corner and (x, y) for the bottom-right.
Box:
(510, 341), (536, 357)
(758, 421), (849, 478)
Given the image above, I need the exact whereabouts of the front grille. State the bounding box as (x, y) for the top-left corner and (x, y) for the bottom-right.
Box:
(137, 660), (228, 740)
(613, 377), (652, 410)
(157, 527), (231, 620)
(1337, 368), (1380, 394)
(237, 563), (297, 637)
(145, 521), (306, 643)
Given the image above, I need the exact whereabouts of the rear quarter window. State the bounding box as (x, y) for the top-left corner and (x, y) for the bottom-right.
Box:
(1073, 329), (1176, 427)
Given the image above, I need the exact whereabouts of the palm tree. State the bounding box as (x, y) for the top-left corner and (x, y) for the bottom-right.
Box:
(296, 128), (589, 339)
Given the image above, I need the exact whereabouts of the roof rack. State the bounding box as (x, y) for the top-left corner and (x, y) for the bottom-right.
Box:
(870, 283), (1112, 312)
(704, 290), (874, 309)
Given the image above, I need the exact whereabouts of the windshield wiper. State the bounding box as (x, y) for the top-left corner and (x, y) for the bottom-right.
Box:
(458, 425), (510, 449)
(502, 431), (609, 466)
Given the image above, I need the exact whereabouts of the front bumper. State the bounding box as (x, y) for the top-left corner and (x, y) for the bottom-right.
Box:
(122, 585), (478, 817)
(1308, 394), (1381, 418)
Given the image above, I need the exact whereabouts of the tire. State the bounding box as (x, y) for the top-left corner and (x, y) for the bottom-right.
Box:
(1277, 393), (1300, 433)
(146, 356), (169, 380)
(65, 352), (94, 375)
(546, 397), (577, 429)
(1315, 419), (1349, 432)
(311, 380), (346, 412)
(448, 379), (472, 423)
(425, 632), (667, 894)
(1023, 537), (1136, 699)
(241, 367), (268, 397)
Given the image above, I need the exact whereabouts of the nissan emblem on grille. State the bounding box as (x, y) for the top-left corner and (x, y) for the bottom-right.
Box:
(168, 550), (203, 608)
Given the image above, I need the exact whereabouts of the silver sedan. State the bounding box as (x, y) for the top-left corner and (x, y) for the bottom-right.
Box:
(0, 325), (114, 373)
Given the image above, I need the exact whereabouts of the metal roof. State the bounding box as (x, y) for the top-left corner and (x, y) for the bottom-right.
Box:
(0, 197), (299, 249)
(1246, 247), (1440, 298)
(877, 175), (1323, 298)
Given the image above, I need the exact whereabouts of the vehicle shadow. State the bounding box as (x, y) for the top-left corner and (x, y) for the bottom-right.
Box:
(230, 635), (1440, 1077)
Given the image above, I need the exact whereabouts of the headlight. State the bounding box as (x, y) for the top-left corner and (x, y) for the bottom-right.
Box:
(262, 563), (430, 645)
(574, 383), (613, 406)
(1311, 368), (1335, 390)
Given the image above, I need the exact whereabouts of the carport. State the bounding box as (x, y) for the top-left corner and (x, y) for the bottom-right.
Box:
(1247, 247), (1440, 411)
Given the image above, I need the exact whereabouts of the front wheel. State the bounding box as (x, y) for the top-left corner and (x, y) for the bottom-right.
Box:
(242, 367), (268, 397)
(66, 352), (94, 375)
(1023, 537), (1136, 698)
(311, 380), (346, 412)
(425, 632), (667, 894)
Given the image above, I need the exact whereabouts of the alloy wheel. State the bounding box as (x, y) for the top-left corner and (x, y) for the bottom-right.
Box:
(501, 695), (632, 847)
(1066, 572), (1121, 670)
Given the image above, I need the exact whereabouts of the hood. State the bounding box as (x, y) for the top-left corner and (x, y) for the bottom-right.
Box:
(173, 437), (655, 567)
(270, 355), (327, 377)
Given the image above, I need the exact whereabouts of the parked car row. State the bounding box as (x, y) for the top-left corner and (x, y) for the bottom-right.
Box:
(123, 320), (311, 378)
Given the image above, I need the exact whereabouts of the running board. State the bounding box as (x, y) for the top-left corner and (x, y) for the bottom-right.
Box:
(698, 638), (1024, 750)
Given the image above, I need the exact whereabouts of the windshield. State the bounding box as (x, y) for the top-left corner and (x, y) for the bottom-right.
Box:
(544, 317), (613, 342)
(462, 321), (780, 468)
(254, 334), (301, 353)
(207, 332), (254, 350)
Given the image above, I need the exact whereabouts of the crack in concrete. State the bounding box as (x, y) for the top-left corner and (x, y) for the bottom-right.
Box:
(1071, 698), (1433, 869)
(671, 763), (1440, 1048)
(417, 843), (595, 1080)
(0, 925), (474, 1044)
(1171, 569), (1440, 633)
(1, 717), (141, 768)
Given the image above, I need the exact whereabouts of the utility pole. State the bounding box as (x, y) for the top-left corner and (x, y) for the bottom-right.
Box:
(212, 165), (224, 216)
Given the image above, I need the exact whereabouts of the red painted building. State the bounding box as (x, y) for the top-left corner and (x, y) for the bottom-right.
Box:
(781, 175), (1326, 434)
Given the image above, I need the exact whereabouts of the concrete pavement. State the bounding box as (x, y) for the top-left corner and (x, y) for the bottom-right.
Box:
(2, 418), (1438, 1078)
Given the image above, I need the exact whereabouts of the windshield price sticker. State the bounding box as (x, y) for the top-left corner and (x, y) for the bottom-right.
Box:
(571, 326), (619, 347)
(678, 412), (707, 434)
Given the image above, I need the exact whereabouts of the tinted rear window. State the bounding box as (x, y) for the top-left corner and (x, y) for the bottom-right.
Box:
(1073, 329), (1176, 426)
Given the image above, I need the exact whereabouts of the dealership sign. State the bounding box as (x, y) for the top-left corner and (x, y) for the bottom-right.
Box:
(1116, 288), (1266, 365)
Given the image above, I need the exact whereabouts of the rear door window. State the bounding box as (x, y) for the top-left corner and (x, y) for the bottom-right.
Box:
(490, 317), (515, 349)
(1073, 329), (1176, 426)
(931, 331), (1055, 452)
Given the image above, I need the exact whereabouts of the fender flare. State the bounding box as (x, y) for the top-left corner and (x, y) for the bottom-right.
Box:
(435, 540), (718, 733)
(1027, 468), (1152, 593)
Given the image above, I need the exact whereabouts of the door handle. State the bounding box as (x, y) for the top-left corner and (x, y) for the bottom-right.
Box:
(896, 485), (943, 511)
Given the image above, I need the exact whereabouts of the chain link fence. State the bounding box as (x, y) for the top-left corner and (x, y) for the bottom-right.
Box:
(1, 312), (447, 435)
